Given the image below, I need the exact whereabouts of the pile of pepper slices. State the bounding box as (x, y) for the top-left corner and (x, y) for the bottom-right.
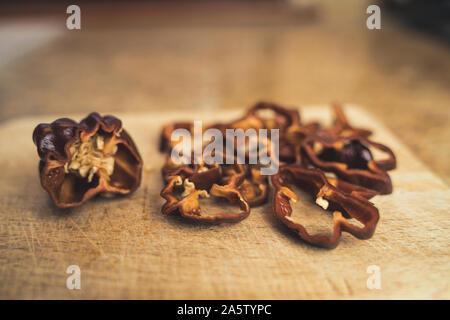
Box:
(159, 102), (396, 248)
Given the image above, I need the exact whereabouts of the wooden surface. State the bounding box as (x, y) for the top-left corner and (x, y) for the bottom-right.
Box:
(0, 1), (449, 184)
(0, 105), (448, 299)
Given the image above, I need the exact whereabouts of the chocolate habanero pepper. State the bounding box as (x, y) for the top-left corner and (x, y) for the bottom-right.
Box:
(301, 135), (396, 194)
(272, 165), (380, 249)
(32, 112), (143, 208)
(244, 101), (303, 163)
(160, 149), (251, 223)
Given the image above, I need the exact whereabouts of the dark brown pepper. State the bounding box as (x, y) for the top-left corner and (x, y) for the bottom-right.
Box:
(318, 140), (374, 170)
(160, 161), (251, 223)
(33, 112), (143, 208)
(302, 135), (396, 194)
(272, 165), (380, 249)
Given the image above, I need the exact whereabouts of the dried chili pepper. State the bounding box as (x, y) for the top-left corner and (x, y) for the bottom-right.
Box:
(245, 101), (301, 131)
(160, 161), (250, 223)
(244, 101), (302, 162)
(301, 135), (396, 194)
(272, 165), (380, 249)
(33, 112), (143, 208)
(324, 104), (373, 138)
(238, 166), (268, 206)
(159, 122), (194, 153)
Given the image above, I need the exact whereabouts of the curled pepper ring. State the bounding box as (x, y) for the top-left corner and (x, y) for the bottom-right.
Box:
(272, 165), (380, 249)
(301, 135), (396, 194)
(160, 162), (251, 223)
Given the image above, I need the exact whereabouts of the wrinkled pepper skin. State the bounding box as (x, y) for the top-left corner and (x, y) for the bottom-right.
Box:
(33, 112), (143, 208)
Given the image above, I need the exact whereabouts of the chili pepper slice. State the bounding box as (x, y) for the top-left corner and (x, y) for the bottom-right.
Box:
(302, 135), (396, 194)
(272, 165), (379, 249)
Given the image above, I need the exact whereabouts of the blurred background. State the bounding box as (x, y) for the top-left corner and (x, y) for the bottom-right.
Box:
(0, 0), (449, 183)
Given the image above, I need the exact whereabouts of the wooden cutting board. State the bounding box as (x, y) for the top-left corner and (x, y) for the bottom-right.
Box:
(0, 105), (448, 299)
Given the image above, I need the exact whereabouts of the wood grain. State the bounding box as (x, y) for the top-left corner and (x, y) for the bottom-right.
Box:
(0, 105), (448, 299)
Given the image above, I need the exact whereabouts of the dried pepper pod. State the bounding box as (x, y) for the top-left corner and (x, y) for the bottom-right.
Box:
(245, 101), (301, 131)
(302, 135), (396, 194)
(284, 104), (369, 158)
(160, 162), (250, 223)
(272, 165), (379, 249)
(238, 166), (268, 206)
(325, 177), (379, 200)
(159, 122), (194, 153)
(245, 102), (302, 162)
(160, 137), (268, 223)
(33, 112), (143, 208)
(323, 104), (373, 138)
